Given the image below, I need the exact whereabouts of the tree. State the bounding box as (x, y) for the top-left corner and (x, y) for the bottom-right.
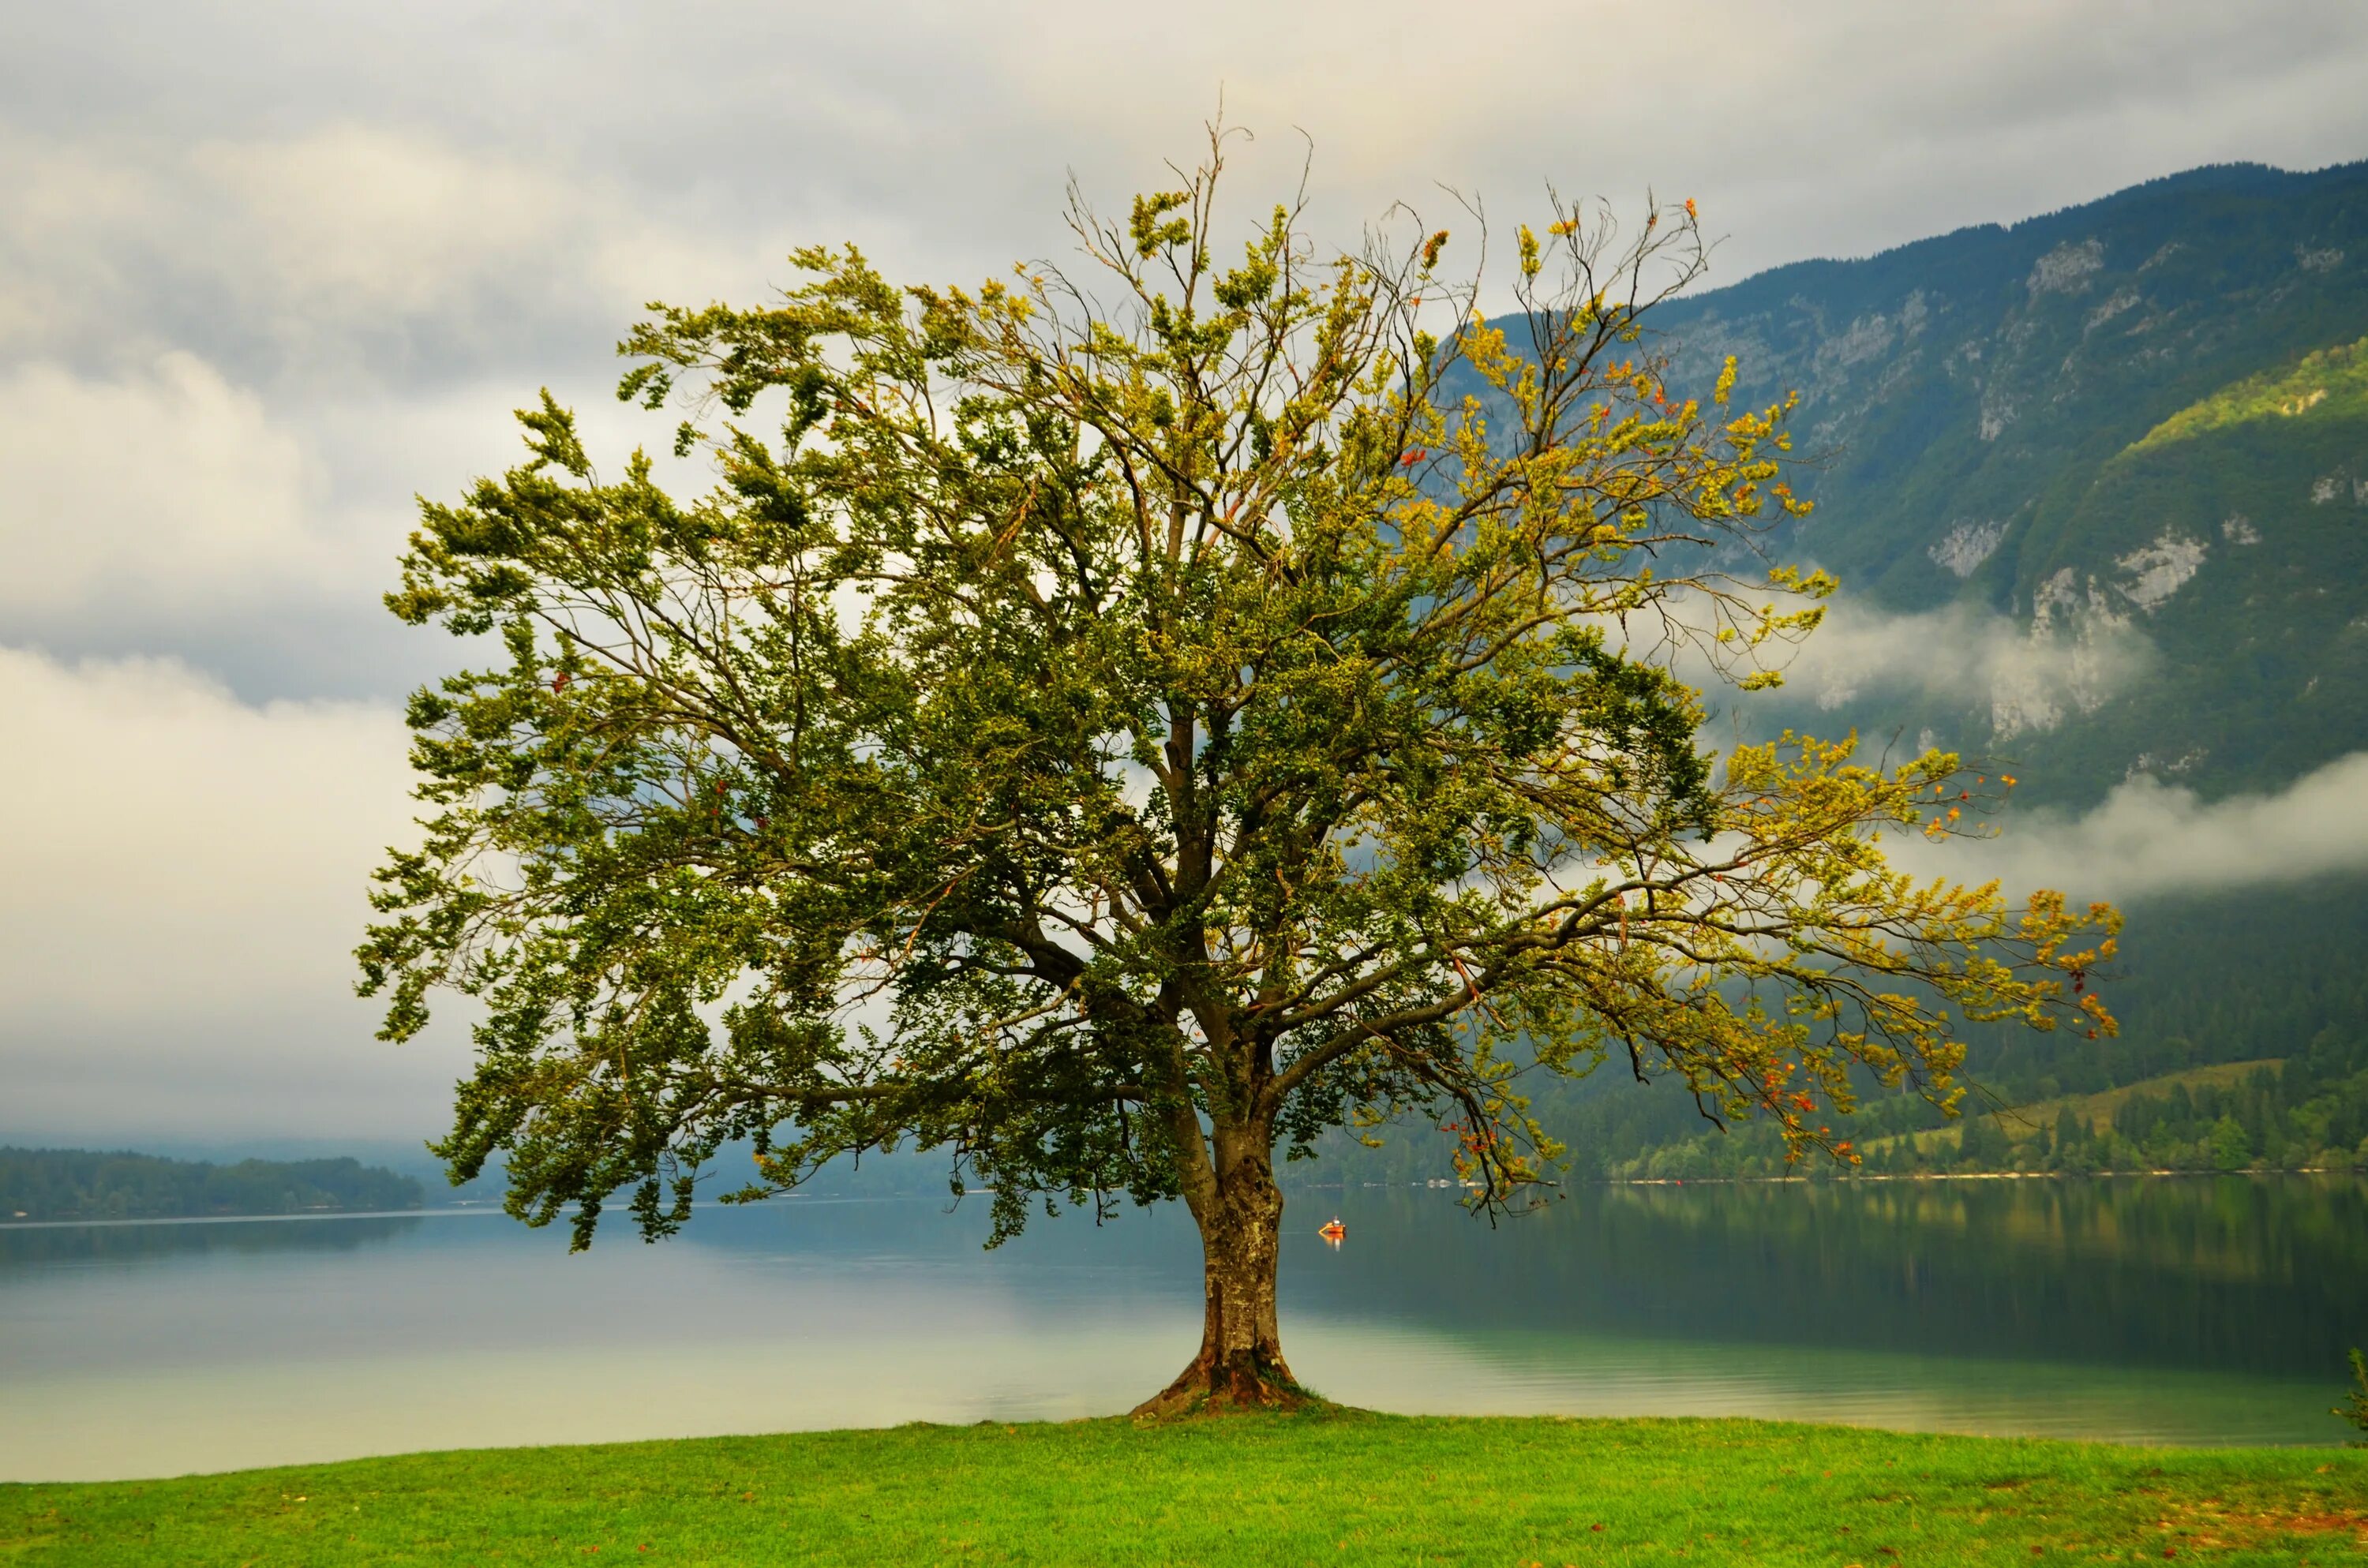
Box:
(1957, 1112), (2010, 1171)
(358, 128), (2118, 1414)
(2208, 1115), (2251, 1172)
(2337, 1348), (2368, 1435)
(2054, 1105), (2089, 1170)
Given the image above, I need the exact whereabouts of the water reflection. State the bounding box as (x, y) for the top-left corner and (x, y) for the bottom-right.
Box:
(1291, 1177), (2368, 1378)
(0, 1212), (429, 1268)
(1, 1177), (2359, 1480)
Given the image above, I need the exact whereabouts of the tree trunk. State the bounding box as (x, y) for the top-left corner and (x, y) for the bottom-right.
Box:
(1133, 1125), (1313, 1416)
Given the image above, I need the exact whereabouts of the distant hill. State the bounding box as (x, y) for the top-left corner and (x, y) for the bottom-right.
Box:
(1860, 1058), (2287, 1163)
(0, 1148), (424, 1222)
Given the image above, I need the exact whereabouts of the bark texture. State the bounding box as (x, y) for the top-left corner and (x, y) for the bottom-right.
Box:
(1133, 1125), (1314, 1416)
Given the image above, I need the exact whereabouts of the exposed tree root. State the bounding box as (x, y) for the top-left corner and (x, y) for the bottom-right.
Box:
(1130, 1348), (1331, 1420)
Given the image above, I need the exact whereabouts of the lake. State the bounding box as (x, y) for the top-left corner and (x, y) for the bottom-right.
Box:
(3, 1175), (2362, 1480)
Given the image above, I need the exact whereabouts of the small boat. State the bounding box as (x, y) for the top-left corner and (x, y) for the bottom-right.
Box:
(1317, 1218), (1346, 1241)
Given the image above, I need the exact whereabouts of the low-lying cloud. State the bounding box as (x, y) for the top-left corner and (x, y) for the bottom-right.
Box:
(1890, 750), (2368, 904)
(1767, 597), (2155, 745)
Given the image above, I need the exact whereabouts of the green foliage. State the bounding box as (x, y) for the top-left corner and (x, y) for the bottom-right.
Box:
(0, 1148), (422, 1222)
(2340, 1349), (2368, 1435)
(362, 132), (2113, 1276)
(6, 1416), (2362, 1566)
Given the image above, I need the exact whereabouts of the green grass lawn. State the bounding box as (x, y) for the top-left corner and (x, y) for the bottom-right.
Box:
(2, 1413), (2361, 1566)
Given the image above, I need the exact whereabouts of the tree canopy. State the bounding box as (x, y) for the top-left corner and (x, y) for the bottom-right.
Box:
(359, 129), (2117, 1410)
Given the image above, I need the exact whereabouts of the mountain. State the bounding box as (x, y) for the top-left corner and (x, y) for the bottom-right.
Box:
(1639, 159), (2368, 807)
(1295, 162), (2368, 1188)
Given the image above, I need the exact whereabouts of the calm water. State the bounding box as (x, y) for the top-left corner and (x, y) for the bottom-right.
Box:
(3, 1176), (2362, 1480)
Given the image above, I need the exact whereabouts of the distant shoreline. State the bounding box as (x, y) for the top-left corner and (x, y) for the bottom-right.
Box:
(13, 1169), (2355, 1227)
(1603, 1166), (2362, 1186)
(1291, 1166), (2366, 1191)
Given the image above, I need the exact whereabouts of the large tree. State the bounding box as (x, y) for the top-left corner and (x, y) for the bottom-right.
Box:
(360, 133), (2116, 1414)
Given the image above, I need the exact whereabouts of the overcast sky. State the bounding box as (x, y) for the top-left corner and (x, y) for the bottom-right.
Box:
(6, 2), (2368, 1149)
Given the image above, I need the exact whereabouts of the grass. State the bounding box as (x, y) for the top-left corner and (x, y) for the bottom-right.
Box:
(1861, 1060), (2285, 1162)
(2124, 335), (2368, 456)
(2, 1413), (2362, 1566)
(2014, 1062), (2291, 1141)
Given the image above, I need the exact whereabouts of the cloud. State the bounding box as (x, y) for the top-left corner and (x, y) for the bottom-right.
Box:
(0, 352), (341, 616)
(9, 4), (2368, 387)
(1889, 750), (2368, 904)
(0, 348), (762, 702)
(0, 351), (447, 701)
(190, 129), (577, 321)
(0, 123), (765, 391)
(0, 646), (466, 1141)
(1610, 589), (2153, 764)
(1762, 597), (2155, 744)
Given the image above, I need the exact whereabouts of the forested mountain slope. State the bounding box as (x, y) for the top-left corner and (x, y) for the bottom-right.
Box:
(1289, 877), (2368, 1187)
(1319, 163), (2368, 1185)
(1540, 159), (2368, 809)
